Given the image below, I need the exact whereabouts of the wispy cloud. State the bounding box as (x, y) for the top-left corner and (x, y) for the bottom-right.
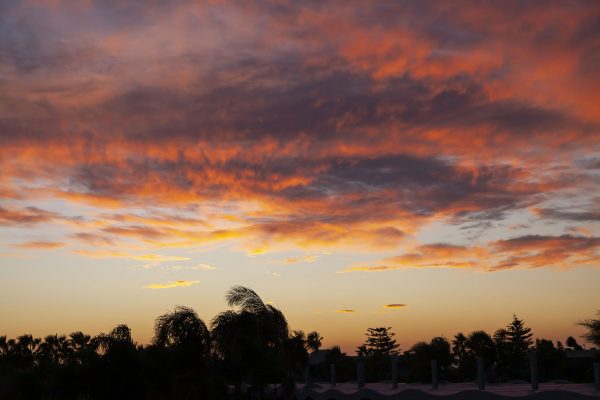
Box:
(384, 304), (407, 309)
(341, 234), (600, 273)
(144, 280), (200, 289)
(14, 241), (66, 249)
(71, 250), (192, 266)
(278, 255), (318, 265)
(336, 309), (356, 313)
(0, 206), (58, 226)
(132, 254), (191, 262)
(168, 263), (215, 271)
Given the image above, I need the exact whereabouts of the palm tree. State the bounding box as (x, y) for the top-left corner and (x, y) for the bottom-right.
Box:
(153, 305), (211, 374)
(306, 331), (323, 353)
(493, 328), (510, 380)
(152, 306), (214, 398)
(95, 324), (139, 398)
(95, 324), (135, 358)
(0, 335), (8, 371)
(154, 305), (210, 355)
(12, 334), (40, 368)
(466, 331), (496, 362)
(286, 330), (309, 375)
(459, 330), (496, 379)
(68, 331), (97, 366)
(36, 334), (69, 367)
(452, 332), (468, 379)
(212, 286), (289, 398)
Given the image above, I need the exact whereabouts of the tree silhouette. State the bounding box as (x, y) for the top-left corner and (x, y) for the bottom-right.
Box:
(306, 331), (323, 353)
(36, 334), (70, 370)
(458, 330), (495, 380)
(212, 286), (289, 398)
(507, 315), (533, 354)
(284, 330), (309, 387)
(493, 328), (510, 380)
(566, 336), (583, 350)
(466, 330), (495, 361)
(406, 337), (451, 382)
(451, 332), (468, 379)
(154, 305), (211, 356)
(506, 315), (533, 378)
(67, 331), (97, 366)
(1, 287), (597, 398)
(96, 324), (140, 398)
(152, 306), (221, 399)
(578, 310), (600, 347)
(357, 327), (399, 357)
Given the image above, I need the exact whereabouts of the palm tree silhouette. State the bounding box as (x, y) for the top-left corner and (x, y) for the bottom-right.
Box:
(96, 324), (140, 398)
(67, 331), (97, 366)
(306, 331), (323, 353)
(36, 334), (68, 367)
(154, 305), (211, 356)
(152, 306), (213, 398)
(212, 286), (289, 398)
(452, 332), (468, 379)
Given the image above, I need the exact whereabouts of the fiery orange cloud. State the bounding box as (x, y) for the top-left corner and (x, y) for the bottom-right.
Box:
(343, 234), (600, 273)
(0, 1), (598, 269)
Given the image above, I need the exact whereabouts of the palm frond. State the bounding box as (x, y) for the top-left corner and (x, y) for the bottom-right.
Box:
(226, 285), (266, 313)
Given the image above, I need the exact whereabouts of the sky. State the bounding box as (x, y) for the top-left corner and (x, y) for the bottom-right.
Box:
(0, 0), (599, 353)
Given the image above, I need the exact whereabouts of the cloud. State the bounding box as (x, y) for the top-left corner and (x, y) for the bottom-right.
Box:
(13, 241), (66, 249)
(194, 263), (216, 270)
(72, 249), (131, 258)
(71, 232), (115, 246)
(341, 243), (482, 272)
(0, 1), (598, 260)
(279, 255), (318, 265)
(533, 208), (600, 222)
(168, 263), (215, 271)
(132, 254), (191, 262)
(342, 234), (600, 273)
(70, 250), (192, 265)
(384, 304), (407, 309)
(489, 234), (600, 271)
(0, 206), (57, 226)
(336, 309), (356, 313)
(144, 280), (200, 289)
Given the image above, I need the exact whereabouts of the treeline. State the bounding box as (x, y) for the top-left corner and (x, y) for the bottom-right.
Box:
(0, 286), (598, 400)
(311, 317), (598, 384)
(0, 286), (304, 399)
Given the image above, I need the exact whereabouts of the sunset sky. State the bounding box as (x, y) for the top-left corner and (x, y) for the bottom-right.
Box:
(1, 1), (599, 353)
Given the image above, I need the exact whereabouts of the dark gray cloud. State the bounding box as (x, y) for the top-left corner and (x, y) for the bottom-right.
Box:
(536, 208), (600, 222)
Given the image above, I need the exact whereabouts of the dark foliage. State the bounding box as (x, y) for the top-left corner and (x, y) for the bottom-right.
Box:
(0, 295), (598, 399)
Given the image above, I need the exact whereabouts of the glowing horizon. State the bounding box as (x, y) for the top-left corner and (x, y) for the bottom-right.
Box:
(0, 1), (598, 354)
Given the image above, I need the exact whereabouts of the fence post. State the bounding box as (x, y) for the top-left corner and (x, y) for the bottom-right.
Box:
(476, 357), (485, 390)
(431, 359), (438, 390)
(593, 362), (599, 392)
(391, 355), (398, 390)
(330, 363), (336, 387)
(529, 353), (539, 392)
(357, 358), (365, 388)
